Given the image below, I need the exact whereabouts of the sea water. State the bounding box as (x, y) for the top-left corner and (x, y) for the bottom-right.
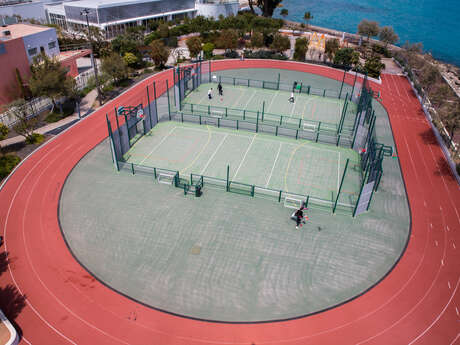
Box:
(274, 0), (460, 67)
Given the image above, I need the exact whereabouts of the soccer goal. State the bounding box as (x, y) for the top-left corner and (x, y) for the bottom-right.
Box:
(303, 122), (317, 132)
(284, 194), (304, 209)
(157, 172), (176, 185)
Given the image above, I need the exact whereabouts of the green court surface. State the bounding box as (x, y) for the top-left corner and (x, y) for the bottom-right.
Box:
(182, 82), (357, 132)
(123, 121), (361, 205)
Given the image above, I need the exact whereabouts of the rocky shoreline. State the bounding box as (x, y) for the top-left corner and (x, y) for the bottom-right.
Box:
(237, 1), (460, 97)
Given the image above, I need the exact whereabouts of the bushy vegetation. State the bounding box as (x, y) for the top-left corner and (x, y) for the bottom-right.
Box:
(243, 50), (288, 60)
(0, 154), (21, 179)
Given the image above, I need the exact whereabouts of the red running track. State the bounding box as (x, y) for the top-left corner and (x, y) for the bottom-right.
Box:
(0, 60), (459, 345)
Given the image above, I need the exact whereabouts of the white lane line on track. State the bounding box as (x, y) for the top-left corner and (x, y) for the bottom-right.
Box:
(32, 144), (131, 344)
(354, 129), (451, 345)
(407, 278), (460, 345)
(3, 144), (77, 345)
(453, 243), (456, 249)
(456, 307), (459, 316)
(448, 281), (451, 289)
(435, 241), (438, 247)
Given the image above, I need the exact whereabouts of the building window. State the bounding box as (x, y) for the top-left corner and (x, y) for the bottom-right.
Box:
(28, 47), (37, 56)
(48, 41), (56, 49)
(40, 46), (45, 53)
(0, 43), (5, 55)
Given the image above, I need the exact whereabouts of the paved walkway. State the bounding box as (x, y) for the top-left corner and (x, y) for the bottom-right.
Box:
(0, 89), (98, 148)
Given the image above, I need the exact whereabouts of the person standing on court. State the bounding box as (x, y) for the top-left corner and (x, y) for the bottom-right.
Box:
(208, 88), (213, 99)
(294, 206), (306, 229)
(218, 82), (223, 96)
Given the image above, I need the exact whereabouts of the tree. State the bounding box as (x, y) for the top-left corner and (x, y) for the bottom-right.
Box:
(219, 29), (238, 51)
(112, 34), (142, 57)
(202, 42), (215, 60)
(333, 47), (355, 66)
(123, 52), (138, 67)
(270, 33), (290, 53)
(158, 23), (170, 39)
(379, 26), (399, 48)
(419, 64), (440, 93)
(363, 55), (385, 78)
(358, 20), (380, 42)
(186, 36), (202, 59)
(303, 12), (313, 28)
(0, 123), (8, 141)
(293, 37), (308, 61)
(250, 31), (264, 47)
(249, 0), (284, 17)
(280, 8), (288, 19)
(443, 102), (460, 139)
(325, 39), (339, 62)
(148, 40), (170, 68)
(101, 53), (129, 85)
(29, 53), (75, 113)
(6, 99), (39, 143)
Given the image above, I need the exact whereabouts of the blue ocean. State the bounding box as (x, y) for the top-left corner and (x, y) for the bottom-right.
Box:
(274, 0), (460, 66)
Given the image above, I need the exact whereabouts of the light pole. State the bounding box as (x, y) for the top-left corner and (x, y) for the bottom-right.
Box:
(80, 8), (102, 105)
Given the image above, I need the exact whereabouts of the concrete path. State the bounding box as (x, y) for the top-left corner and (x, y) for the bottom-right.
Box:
(0, 89), (98, 148)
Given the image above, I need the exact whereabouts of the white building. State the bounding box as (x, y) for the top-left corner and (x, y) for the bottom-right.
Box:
(0, 0), (63, 23)
(45, 0), (239, 39)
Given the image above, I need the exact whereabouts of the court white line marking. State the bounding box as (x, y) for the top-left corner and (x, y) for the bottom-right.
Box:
(441, 259), (444, 266)
(265, 143), (282, 188)
(453, 243), (456, 249)
(233, 134), (257, 179)
(435, 240), (438, 247)
(139, 126), (176, 164)
(200, 133), (228, 175)
(232, 87), (249, 110)
(241, 89), (257, 111)
(266, 90), (280, 112)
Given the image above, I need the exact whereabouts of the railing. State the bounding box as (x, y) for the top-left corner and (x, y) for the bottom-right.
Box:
(118, 161), (354, 215)
(0, 97), (52, 128)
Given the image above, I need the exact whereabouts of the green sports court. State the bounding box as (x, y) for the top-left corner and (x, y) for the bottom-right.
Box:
(124, 121), (362, 207)
(59, 65), (410, 323)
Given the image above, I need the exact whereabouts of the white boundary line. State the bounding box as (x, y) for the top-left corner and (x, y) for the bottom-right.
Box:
(233, 134), (257, 179)
(241, 88), (257, 111)
(265, 142), (282, 188)
(200, 133), (228, 175)
(139, 126), (176, 165)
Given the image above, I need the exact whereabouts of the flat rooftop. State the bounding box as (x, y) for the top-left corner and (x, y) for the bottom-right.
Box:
(0, 23), (51, 40)
(65, 0), (163, 9)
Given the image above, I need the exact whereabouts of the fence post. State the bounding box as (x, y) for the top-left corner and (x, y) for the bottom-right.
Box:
(153, 81), (159, 123)
(307, 86), (311, 94)
(262, 101), (265, 121)
(208, 105), (210, 115)
(256, 111), (259, 132)
(277, 73), (280, 90)
(166, 79), (171, 120)
(333, 159), (349, 213)
(316, 122), (321, 142)
(305, 195), (309, 208)
(131, 163), (135, 175)
(146, 85), (153, 126)
(275, 126), (278, 136)
(278, 190), (282, 202)
(323, 89), (326, 97)
(237, 119), (239, 130)
(339, 69), (346, 99)
(351, 70), (358, 99)
(226, 165), (230, 192)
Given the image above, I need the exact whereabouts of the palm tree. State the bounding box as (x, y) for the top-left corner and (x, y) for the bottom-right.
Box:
(304, 12), (313, 28)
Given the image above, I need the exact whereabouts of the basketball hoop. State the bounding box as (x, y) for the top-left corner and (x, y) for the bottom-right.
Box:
(137, 108), (144, 119)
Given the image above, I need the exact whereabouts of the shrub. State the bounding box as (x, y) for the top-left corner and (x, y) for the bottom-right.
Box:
(0, 154), (21, 179)
(202, 42), (214, 59)
(224, 50), (239, 59)
(0, 123), (9, 140)
(25, 133), (44, 145)
(243, 50), (288, 60)
(45, 100), (75, 123)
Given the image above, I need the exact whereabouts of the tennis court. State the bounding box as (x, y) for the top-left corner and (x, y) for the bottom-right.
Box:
(124, 121), (361, 206)
(182, 82), (357, 133)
